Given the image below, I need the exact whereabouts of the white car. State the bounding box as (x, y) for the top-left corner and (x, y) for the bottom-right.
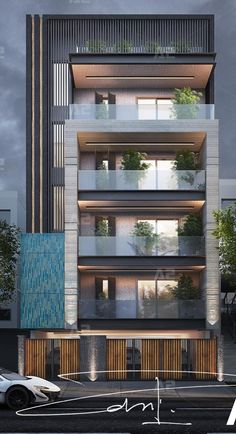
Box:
(0, 367), (60, 410)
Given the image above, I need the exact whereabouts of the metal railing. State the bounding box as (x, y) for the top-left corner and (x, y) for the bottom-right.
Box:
(79, 299), (205, 319)
(78, 169), (205, 191)
(78, 236), (204, 257)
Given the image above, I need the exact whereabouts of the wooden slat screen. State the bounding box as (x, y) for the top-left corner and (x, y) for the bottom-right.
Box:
(107, 339), (127, 380)
(162, 339), (182, 380)
(141, 339), (160, 380)
(194, 339), (217, 380)
(25, 339), (47, 378)
(60, 339), (80, 380)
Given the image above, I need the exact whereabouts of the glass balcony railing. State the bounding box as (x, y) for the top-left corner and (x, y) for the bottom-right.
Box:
(78, 169), (205, 191)
(69, 104), (214, 120)
(79, 299), (205, 319)
(78, 236), (204, 257)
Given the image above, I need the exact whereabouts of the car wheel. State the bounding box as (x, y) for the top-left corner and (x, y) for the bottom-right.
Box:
(5, 386), (30, 410)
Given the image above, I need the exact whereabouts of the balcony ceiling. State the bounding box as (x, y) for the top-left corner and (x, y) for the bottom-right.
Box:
(72, 63), (213, 89)
(77, 131), (206, 152)
(78, 199), (204, 214)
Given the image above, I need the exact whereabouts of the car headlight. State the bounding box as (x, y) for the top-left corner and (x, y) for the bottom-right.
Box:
(33, 385), (50, 392)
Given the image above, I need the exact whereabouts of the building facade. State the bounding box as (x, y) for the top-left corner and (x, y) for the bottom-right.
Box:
(20, 15), (222, 381)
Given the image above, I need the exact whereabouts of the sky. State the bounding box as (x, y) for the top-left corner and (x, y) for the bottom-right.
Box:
(0, 0), (236, 216)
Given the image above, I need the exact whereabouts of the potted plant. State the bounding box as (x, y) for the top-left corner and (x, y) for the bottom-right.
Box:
(130, 221), (158, 256)
(173, 149), (200, 188)
(85, 39), (106, 53)
(120, 149), (150, 188)
(171, 87), (203, 119)
(178, 214), (203, 255)
(172, 41), (191, 53)
(172, 274), (200, 300)
(145, 42), (161, 53)
(95, 218), (111, 255)
(113, 40), (133, 53)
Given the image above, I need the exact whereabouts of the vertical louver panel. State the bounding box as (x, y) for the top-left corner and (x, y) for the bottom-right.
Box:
(60, 339), (80, 380)
(141, 339), (160, 380)
(107, 339), (127, 380)
(194, 339), (217, 380)
(25, 339), (47, 378)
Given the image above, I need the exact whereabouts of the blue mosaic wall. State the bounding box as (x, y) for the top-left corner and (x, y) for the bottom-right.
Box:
(20, 233), (64, 329)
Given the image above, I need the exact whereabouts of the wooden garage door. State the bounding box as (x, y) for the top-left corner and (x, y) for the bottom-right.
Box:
(107, 339), (127, 380)
(194, 339), (217, 380)
(25, 339), (47, 378)
(60, 339), (80, 380)
(141, 339), (160, 380)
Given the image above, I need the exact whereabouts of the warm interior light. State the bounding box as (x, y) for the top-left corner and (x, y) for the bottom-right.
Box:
(86, 75), (195, 80)
(85, 142), (195, 146)
(85, 206), (195, 211)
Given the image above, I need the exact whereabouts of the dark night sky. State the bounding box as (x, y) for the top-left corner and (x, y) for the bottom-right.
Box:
(0, 0), (236, 215)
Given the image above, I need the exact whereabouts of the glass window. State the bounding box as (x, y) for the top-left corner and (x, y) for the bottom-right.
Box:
(157, 280), (178, 299)
(0, 210), (10, 224)
(102, 280), (109, 299)
(157, 99), (173, 120)
(137, 98), (173, 120)
(137, 99), (156, 120)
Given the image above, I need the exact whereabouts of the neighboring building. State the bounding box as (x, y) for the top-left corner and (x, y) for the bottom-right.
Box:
(219, 179), (236, 209)
(20, 15), (221, 381)
(0, 191), (20, 329)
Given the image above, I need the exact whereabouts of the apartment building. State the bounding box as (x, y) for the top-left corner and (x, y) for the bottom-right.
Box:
(19, 15), (221, 381)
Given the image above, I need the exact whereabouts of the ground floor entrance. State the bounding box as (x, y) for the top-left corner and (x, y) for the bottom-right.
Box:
(23, 337), (218, 381)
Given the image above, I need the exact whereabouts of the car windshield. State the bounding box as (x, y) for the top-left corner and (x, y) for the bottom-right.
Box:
(0, 368), (28, 381)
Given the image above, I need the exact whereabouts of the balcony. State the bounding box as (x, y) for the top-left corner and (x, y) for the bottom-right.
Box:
(78, 169), (205, 191)
(78, 236), (204, 257)
(70, 104), (214, 120)
(79, 299), (205, 319)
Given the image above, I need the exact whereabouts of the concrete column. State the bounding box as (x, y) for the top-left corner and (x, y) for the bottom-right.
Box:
(80, 335), (107, 381)
(17, 335), (25, 375)
(203, 123), (220, 332)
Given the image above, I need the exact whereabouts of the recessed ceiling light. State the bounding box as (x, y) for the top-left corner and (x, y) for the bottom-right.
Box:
(85, 142), (195, 146)
(86, 75), (195, 80)
(85, 206), (195, 211)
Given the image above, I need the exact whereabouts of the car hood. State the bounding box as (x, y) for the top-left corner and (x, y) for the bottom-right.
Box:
(25, 376), (60, 392)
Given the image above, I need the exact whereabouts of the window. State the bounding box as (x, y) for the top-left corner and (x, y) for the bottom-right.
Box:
(137, 219), (178, 237)
(0, 309), (11, 321)
(102, 280), (109, 299)
(137, 219), (178, 255)
(140, 160), (176, 190)
(138, 280), (178, 301)
(137, 98), (173, 120)
(0, 210), (10, 224)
